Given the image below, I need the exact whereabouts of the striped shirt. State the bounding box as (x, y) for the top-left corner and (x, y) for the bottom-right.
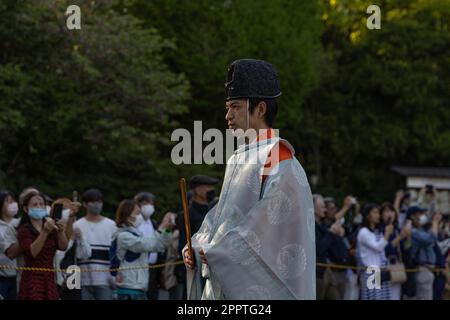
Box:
(74, 217), (117, 286)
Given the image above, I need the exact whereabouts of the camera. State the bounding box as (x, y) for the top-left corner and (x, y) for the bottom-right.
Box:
(52, 203), (63, 221)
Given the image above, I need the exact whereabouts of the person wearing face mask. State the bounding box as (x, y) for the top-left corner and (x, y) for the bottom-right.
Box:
(112, 199), (175, 300)
(176, 175), (218, 299)
(51, 198), (89, 300)
(134, 192), (160, 300)
(0, 190), (20, 299)
(178, 175), (218, 253)
(73, 188), (117, 300)
(406, 206), (442, 300)
(1, 187), (42, 297)
(16, 191), (68, 300)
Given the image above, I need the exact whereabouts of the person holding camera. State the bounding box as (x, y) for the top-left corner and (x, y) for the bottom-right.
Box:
(394, 190), (412, 228)
(323, 196), (355, 299)
(51, 197), (90, 300)
(113, 199), (175, 300)
(356, 203), (394, 300)
(314, 194), (347, 300)
(406, 206), (442, 300)
(0, 190), (20, 300)
(17, 191), (68, 300)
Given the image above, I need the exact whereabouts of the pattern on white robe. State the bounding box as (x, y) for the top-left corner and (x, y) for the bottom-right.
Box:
(186, 137), (316, 300)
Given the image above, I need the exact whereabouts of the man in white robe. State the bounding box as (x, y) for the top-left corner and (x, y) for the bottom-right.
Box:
(183, 59), (316, 300)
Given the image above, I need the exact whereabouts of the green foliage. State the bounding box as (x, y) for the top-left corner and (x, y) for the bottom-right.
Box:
(0, 0), (189, 216)
(300, 0), (450, 203)
(0, 0), (448, 214)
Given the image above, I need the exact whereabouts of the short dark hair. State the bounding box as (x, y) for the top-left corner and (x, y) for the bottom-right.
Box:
(115, 199), (137, 227)
(248, 98), (278, 127)
(82, 188), (103, 203)
(0, 190), (15, 220)
(134, 192), (155, 204)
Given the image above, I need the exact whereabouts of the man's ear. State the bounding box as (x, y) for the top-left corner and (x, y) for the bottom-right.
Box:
(257, 101), (267, 119)
(23, 206), (28, 214)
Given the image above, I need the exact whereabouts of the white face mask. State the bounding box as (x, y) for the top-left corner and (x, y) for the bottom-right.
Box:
(62, 208), (71, 222)
(419, 214), (429, 226)
(6, 202), (19, 217)
(132, 214), (144, 228)
(141, 204), (155, 218)
(46, 205), (51, 215)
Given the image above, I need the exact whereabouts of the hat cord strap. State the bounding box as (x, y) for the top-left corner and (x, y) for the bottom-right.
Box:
(246, 99), (250, 132)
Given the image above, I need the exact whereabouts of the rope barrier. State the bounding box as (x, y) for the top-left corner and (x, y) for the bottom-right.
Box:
(0, 261), (448, 274)
(315, 262), (448, 273)
(0, 261), (185, 273)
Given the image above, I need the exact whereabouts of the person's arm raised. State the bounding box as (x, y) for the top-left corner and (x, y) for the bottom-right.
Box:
(29, 220), (56, 258)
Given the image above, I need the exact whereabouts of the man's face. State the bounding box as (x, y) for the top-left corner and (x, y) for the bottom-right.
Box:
(411, 213), (421, 227)
(225, 99), (265, 132)
(225, 99), (248, 131)
(195, 185), (215, 201)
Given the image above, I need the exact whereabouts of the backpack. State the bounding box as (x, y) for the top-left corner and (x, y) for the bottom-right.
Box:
(109, 230), (141, 276)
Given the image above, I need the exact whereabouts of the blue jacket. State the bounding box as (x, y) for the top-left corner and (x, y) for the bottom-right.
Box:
(411, 227), (437, 265)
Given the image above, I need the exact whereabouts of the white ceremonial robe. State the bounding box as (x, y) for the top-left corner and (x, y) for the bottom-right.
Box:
(185, 137), (316, 300)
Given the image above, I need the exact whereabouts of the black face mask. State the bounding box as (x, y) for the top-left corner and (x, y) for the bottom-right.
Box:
(206, 190), (216, 202)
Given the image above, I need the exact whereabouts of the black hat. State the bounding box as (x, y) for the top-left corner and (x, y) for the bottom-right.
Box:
(188, 175), (219, 190)
(406, 206), (427, 219)
(225, 59), (282, 101)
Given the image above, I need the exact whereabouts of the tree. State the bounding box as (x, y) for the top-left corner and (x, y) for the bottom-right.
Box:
(0, 0), (189, 214)
(300, 0), (450, 202)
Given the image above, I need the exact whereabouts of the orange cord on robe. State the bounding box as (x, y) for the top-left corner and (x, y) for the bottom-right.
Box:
(256, 128), (293, 185)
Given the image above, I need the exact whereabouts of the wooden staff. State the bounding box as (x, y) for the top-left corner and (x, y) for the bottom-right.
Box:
(180, 178), (193, 259)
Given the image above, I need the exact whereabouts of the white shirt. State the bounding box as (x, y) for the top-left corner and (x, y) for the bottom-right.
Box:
(0, 218), (19, 277)
(138, 219), (158, 264)
(54, 235), (92, 286)
(73, 217), (117, 286)
(357, 227), (388, 267)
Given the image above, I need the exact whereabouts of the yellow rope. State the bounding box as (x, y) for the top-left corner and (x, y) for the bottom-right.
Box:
(316, 262), (448, 273)
(0, 261), (184, 273)
(0, 261), (447, 274)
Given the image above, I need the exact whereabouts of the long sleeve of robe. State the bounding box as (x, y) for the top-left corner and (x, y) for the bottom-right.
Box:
(185, 137), (316, 300)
